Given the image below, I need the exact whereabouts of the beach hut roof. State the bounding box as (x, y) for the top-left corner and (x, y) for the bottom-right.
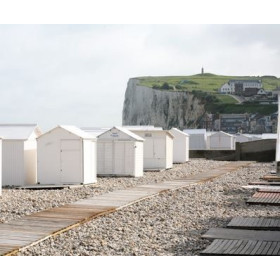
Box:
(98, 126), (145, 141)
(0, 124), (41, 140)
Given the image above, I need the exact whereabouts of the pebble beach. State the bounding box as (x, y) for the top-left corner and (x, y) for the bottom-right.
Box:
(0, 159), (278, 256)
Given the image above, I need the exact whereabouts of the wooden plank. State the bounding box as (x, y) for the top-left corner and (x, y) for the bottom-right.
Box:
(200, 239), (222, 254)
(215, 239), (236, 254)
(258, 188), (280, 193)
(227, 217), (280, 231)
(232, 240), (249, 255)
(201, 239), (280, 256)
(266, 242), (277, 255)
(202, 228), (280, 242)
(239, 240), (258, 255)
(250, 240), (264, 255)
(226, 239), (244, 255)
(0, 246), (19, 255)
(247, 191), (280, 205)
(136, 184), (170, 190)
(272, 242), (280, 255)
(255, 241), (268, 255)
(249, 181), (280, 186)
(262, 175), (280, 182)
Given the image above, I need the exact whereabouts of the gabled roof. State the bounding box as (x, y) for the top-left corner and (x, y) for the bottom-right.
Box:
(81, 127), (110, 137)
(38, 125), (96, 140)
(170, 127), (189, 137)
(98, 126), (145, 141)
(229, 79), (261, 83)
(131, 129), (174, 139)
(0, 124), (41, 140)
(183, 129), (206, 135)
(210, 131), (235, 138)
(123, 125), (163, 131)
(262, 133), (277, 139)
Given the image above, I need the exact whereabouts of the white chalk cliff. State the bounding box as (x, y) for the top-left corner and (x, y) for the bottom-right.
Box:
(122, 78), (205, 130)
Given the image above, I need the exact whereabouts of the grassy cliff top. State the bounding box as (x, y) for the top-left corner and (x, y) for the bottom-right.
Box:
(137, 73), (278, 114)
(137, 73), (280, 93)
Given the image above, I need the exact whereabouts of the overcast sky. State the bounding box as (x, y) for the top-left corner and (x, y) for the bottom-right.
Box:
(0, 24), (280, 131)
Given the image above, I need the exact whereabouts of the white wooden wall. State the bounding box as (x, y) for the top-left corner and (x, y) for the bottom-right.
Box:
(37, 128), (96, 185)
(171, 129), (189, 163)
(2, 141), (25, 186)
(83, 139), (97, 184)
(24, 139), (37, 185)
(0, 139), (2, 195)
(133, 131), (173, 170)
(189, 134), (207, 150)
(208, 133), (236, 150)
(134, 141), (144, 177)
(97, 140), (142, 177)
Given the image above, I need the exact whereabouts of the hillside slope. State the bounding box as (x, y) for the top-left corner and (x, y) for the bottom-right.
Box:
(138, 73), (280, 93)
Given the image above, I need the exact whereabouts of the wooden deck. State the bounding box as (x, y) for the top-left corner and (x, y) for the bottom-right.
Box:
(0, 161), (250, 256)
(201, 216), (280, 255)
(227, 217), (280, 231)
(249, 181), (280, 186)
(202, 228), (280, 242)
(201, 239), (280, 256)
(262, 175), (280, 182)
(247, 191), (280, 205)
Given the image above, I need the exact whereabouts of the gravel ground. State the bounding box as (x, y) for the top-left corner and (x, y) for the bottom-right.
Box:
(0, 159), (226, 223)
(14, 160), (279, 256)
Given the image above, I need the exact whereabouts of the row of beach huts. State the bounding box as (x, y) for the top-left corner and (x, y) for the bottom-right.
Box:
(185, 129), (271, 150)
(0, 124), (275, 195)
(0, 124), (190, 195)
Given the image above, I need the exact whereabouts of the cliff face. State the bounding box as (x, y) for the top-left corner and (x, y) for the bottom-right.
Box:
(122, 78), (205, 130)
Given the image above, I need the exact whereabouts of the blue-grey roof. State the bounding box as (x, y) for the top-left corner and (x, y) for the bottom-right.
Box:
(229, 79), (261, 83)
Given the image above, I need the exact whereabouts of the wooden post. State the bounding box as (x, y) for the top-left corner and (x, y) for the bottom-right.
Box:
(276, 93), (280, 175)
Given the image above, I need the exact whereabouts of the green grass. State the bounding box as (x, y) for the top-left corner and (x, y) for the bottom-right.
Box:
(205, 103), (277, 115)
(137, 73), (279, 115)
(138, 73), (280, 93)
(215, 94), (238, 104)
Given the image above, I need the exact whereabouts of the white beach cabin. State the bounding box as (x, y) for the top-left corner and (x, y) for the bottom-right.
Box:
(170, 128), (189, 163)
(0, 124), (41, 186)
(0, 138), (2, 195)
(208, 131), (236, 150)
(37, 125), (97, 185)
(129, 129), (174, 170)
(94, 126), (144, 177)
(235, 133), (252, 143)
(183, 129), (207, 150)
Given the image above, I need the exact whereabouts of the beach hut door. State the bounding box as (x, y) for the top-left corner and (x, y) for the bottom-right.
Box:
(60, 140), (82, 183)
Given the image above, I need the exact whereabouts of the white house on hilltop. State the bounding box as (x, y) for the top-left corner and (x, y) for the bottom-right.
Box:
(220, 80), (262, 94)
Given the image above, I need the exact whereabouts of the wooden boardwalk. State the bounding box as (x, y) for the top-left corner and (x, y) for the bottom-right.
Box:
(227, 217), (280, 231)
(262, 175), (280, 182)
(247, 191), (280, 205)
(201, 217), (280, 256)
(202, 228), (280, 242)
(0, 161), (250, 256)
(201, 239), (280, 256)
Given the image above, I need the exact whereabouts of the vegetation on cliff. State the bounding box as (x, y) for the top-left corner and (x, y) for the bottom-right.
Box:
(137, 73), (279, 115)
(138, 73), (280, 93)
